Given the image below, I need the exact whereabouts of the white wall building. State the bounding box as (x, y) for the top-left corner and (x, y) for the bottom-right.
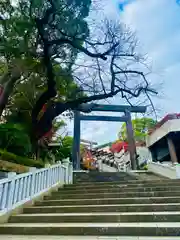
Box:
(146, 114), (180, 179)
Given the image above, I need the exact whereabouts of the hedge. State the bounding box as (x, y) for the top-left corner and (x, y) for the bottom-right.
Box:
(0, 149), (44, 168)
(0, 160), (30, 173)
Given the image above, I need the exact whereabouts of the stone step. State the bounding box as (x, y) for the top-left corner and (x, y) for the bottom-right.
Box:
(73, 172), (137, 183)
(0, 222), (180, 236)
(58, 186), (180, 194)
(68, 179), (180, 187)
(46, 190), (180, 200)
(36, 196), (180, 206)
(2, 237), (180, 240)
(132, 172), (166, 181)
(64, 181), (180, 190)
(23, 203), (180, 214)
(9, 212), (180, 223)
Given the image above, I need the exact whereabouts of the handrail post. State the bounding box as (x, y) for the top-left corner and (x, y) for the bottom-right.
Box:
(62, 158), (71, 184)
(68, 162), (73, 184)
(30, 168), (36, 198)
(7, 172), (16, 210)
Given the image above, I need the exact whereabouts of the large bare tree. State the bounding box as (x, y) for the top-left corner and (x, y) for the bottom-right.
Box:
(30, 0), (157, 141)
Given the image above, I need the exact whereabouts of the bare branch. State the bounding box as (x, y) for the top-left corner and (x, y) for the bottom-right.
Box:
(96, 58), (106, 94)
(110, 54), (116, 92)
(48, 39), (119, 60)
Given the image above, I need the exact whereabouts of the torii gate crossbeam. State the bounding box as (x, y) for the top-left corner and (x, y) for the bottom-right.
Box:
(72, 104), (146, 170)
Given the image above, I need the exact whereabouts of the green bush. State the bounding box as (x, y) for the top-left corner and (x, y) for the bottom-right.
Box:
(0, 123), (31, 157)
(0, 149), (44, 168)
(143, 165), (148, 170)
(49, 136), (73, 161)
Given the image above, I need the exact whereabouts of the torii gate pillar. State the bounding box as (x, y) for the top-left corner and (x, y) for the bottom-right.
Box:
(72, 110), (81, 170)
(125, 110), (138, 170)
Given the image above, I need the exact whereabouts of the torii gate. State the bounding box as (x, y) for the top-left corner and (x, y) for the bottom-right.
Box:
(72, 104), (146, 170)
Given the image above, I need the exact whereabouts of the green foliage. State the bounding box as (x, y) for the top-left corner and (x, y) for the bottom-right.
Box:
(0, 0), (91, 115)
(0, 123), (32, 156)
(118, 117), (157, 142)
(0, 0), (91, 161)
(143, 165), (148, 170)
(53, 120), (66, 132)
(51, 136), (74, 160)
(60, 136), (73, 158)
(0, 0), (37, 60)
(0, 149), (44, 168)
(6, 65), (85, 130)
(31, 0), (91, 40)
(55, 68), (86, 102)
(49, 135), (86, 162)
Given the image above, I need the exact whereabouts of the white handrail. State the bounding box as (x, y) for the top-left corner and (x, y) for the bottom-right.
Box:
(0, 162), (73, 216)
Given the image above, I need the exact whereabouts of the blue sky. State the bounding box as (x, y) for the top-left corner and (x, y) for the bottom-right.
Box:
(64, 0), (180, 145)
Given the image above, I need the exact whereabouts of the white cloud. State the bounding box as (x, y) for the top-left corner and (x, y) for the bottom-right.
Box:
(120, 0), (180, 114)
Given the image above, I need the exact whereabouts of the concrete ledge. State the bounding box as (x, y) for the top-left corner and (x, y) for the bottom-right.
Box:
(148, 162), (176, 179)
(0, 182), (64, 224)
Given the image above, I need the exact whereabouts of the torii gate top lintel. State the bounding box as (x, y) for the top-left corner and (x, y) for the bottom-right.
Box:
(76, 103), (147, 114)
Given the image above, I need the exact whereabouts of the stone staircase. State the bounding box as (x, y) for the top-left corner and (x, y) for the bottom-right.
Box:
(73, 171), (138, 183)
(1, 172), (180, 238)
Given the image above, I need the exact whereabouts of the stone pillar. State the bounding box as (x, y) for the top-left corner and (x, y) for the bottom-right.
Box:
(72, 110), (81, 170)
(125, 110), (138, 170)
(167, 136), (178, 164)
(62, 158), (70, 167)
(62, 158), (70, 184)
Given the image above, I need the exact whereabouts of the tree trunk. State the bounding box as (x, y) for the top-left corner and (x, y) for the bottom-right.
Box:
(0, 72), (20, 117)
